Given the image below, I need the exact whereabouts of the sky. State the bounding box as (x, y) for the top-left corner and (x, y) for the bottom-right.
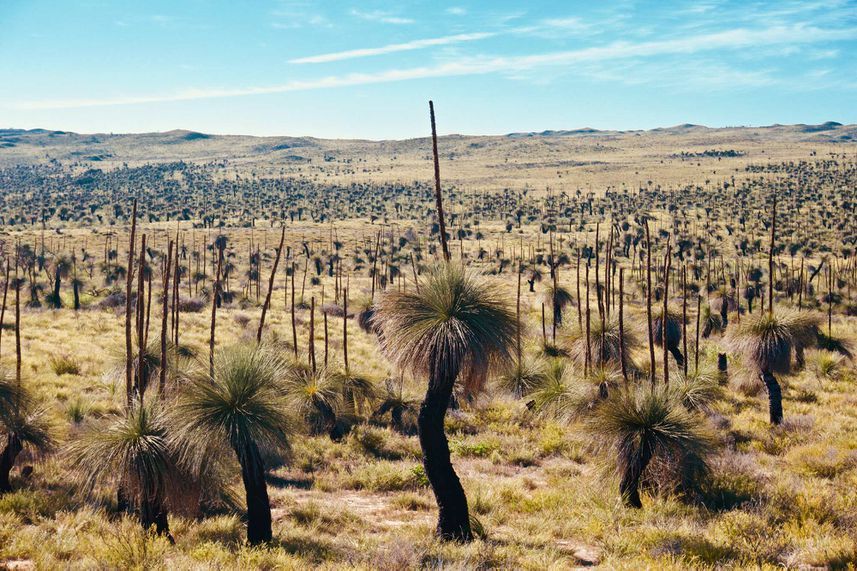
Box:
(1, 0), (855, 139)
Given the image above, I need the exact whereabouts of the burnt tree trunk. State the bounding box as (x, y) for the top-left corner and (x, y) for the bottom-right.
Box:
(619, 437), (654, 509)
(761, 369), (783, 425)
(235, 440), (272, 545)
(0, 433), (22, 493)
(419, 363), (472, 542)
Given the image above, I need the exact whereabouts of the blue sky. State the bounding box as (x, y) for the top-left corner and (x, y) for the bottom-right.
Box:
(1, 0), (855, 139)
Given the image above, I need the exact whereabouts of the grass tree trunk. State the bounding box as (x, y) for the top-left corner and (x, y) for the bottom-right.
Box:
(619, 438), (654, 509)
(419, 362), (472, 542)
(0, 433), (22, 493)
(235, 440), (273, 545)
(140, 493), (172, 542)
(761, 369), (783, 425)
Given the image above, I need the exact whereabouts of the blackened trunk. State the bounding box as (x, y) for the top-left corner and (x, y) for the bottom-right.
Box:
(717, 353), (728, 383)
(0, 433), (22, 493)
(73, 280), (80, 310)
(235, 439), (272, 545)
(140, 494), (174, 543)
(668, 345), (684, 367)
(619, 437), (654, 509)
(418, 368), (472, 542)
(761, 369), (783, 425)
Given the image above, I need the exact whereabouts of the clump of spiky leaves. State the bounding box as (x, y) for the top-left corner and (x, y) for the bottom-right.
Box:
(282, 362), (360, 439)
(110, 340), (198, 398)
(725, 310), (820, 375)
(66, 401), (177, 532)
(0, 371), (55, 493)
(527, 359), (595, 422)
(701, 305), (725, 338)
(372, 377), (420, 435)
(566, 315), (638, 371)
(587, 385), (714, 508)
(173, 344), (294, 464)
(341, 372), (378, 418)
(669, 365), (723, 412)
(355, 297), (379, 335)
(539, 283), (574, 327)
(67, 400), (235, 523)
(373, 263), (517, 396)
(171, 343), (294, 545)
(812, 351), (846, 382)
(495, 358), (548, 399)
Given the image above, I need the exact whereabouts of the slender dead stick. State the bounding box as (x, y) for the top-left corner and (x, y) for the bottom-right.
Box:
(159, 240), (173, 396)
(645, 220), (656, 387)
(209, 241), (223, 378)
(14, 245), (21, 386)
(663, 239), (672, 386)
(258, 225), (286, 343)
(619, 267), (627, 382)
(429, 100), (450, 262)
(0, 259), (9, 359)
(125, 199), (138, 407)
(343, 288), (349, 373)
(291, 261), (298, 358)
(309, 296), (317, 373)
(768, 194), (776, 315)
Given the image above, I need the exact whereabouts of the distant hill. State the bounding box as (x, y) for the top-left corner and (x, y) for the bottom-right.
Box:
(0, 122), (854, 190)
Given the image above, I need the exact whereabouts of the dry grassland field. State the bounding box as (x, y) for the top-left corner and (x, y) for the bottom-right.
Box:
(0, 123), (855, 570)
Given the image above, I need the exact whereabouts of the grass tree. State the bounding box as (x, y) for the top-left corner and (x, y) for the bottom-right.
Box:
(725, 310), (820, 425)
(0, 374), (53, 493)
(67, 401), (177, 539)
(588, 386), (713, 508)
(172, 344), (292, 545)
(373, 263), (516, 541)
(654, 308), (685, 367)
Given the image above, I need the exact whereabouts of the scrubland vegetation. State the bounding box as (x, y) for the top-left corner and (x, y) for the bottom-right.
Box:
(0, 115), (855, 569)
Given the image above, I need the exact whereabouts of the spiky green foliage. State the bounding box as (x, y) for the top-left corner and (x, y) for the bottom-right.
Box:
(0, 371), (54, 461)
(171, 344), (294, 468)
(539, 283), (574, 326)
(111, 340), (199, 398)
(566, 315), (639, 369)
(725, 310), (821, 374)
(282, 363), (360, 436)
(528, 359), (594, 422)
(373, 263), (516, 395)
(0, 375), (22, 424)
(1, 405), (54, 455)
(701, 305), (725, 338)
(68, 401), (177, 508)
(495, 358), (548, 398)
(670, 365), (722, 412)
(588, 386), (714, 506)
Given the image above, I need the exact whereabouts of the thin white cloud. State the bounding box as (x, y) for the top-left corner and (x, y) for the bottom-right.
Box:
(9, 24), (856, 110)
(446, 7), (467, 16)
(350, 9), (414, 25)
(289, 32), (496, 64)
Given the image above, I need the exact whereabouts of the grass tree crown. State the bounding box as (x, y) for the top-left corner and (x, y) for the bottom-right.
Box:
(373, 262), (517, 394)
